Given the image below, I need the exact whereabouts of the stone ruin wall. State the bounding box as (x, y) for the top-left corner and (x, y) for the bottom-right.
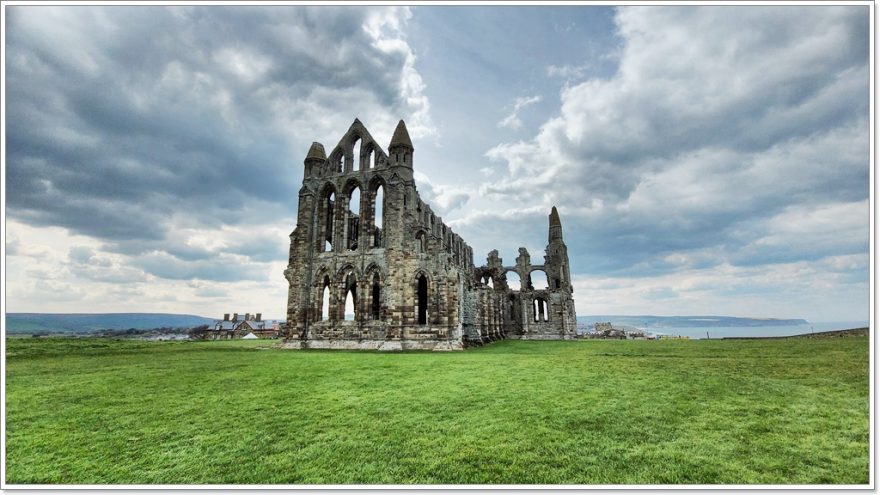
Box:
(283, 118), (577, 350)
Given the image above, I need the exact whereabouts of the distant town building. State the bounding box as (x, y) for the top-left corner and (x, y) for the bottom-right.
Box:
(595, 322), (613, 332)
(209, 313), (278, 339)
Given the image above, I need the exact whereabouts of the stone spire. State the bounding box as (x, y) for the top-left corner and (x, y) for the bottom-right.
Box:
(306, 142), (326, 161)
(389, 119), (414, 167)
(389, 120), (413, 150)
(304, 142), (326, 178)
(548, 206), (563, 242)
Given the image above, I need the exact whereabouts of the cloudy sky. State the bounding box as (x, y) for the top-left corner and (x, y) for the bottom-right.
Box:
(4, 5), (871, 322)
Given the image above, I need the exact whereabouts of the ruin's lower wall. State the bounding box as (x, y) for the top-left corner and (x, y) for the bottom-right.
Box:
(280, 338), (464, 351)
(516, 334), (575, 340)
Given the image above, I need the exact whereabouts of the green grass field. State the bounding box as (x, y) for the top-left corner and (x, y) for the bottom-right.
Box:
(5, 336), (869, 485)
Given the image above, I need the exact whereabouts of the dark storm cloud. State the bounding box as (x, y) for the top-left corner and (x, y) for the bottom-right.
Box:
(227, 240), (288, 264)
(6, 5), (427, 281)
(134, 252), (269, 282)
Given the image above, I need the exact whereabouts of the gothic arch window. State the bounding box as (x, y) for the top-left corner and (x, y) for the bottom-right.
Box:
(533, 297), (549, 322)
(343, 271), (357, 321)
(417, 273), (429, 325)
(371, 272), (381, 320)
(362, 144), (374, 171)
(373, 184), (384, 247)
(506, 271), (522, 291)
(365, 142), (380, 169)
(320, 275), (331, 321)
(346, 184), (361, 251)
(329, 148), (343, 174)
(319, 187), (336, 252)
(530, 269), (548, 290)
(351, 137), (361, 172)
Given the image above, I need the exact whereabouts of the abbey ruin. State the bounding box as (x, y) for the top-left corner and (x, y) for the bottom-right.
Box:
(283, 119), (577, 350)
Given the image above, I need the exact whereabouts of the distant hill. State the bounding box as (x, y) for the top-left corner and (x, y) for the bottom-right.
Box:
(577, 315), (808, 328)
(6, 313), (216, 334)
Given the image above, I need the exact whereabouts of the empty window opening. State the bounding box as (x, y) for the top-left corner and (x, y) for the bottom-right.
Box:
(320, 276), (330, 321)
(347, 187), (360, 251)
(554, 278), (561, 289)
(352, 137), (361, 172)
(343, 272), (357, 321)
(371, 273), (381, 320)
(330, 150), (343, 173)
(530, 270), (548, 290)
(374, 185), (384, 247)
(483, 275), (494, 289)
(506, 271), (522, 291)
(323, 190), (335, 252)
(344, 289), (355, 321)
(364, 147), (373, 170)
(417, 274), (428, 325)
(533, 298), (549, 322)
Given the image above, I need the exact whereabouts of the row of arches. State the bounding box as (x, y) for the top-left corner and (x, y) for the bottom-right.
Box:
(313, 268), (435, 326)
(317, 181), (384, 252)
(480, 269), (549, 291)
(411, 200), (471, 267)
(413, 228), (471, 268)
(316, 267), (384, 323)
(326, 136), (387, 175)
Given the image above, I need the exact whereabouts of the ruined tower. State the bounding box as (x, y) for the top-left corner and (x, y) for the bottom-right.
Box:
(284, 118), (576, 350)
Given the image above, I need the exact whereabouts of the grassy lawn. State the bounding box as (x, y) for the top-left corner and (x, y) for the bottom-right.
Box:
(5, 336), (869, 485)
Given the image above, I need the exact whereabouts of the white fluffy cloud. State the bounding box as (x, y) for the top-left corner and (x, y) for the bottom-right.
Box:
(464, 6), (869, 320)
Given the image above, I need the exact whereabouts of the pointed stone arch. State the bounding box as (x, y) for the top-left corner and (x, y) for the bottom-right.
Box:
(363, 140), (386, 170)
(529, 269), (549, 290)
(316, 183), (337, 252)
(368, 176), (387, 248)
(342, 179), (364, 252)
(365, 263), (385, 321)
(314, 266), (332, 322)
(412, 270), (431, 326)
(328, 146), (343, 174)
(503, 269), (522, 291)
(340, 269), (358, 322)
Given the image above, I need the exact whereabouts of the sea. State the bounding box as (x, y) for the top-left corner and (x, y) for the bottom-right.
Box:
(632, 321), (869, 340)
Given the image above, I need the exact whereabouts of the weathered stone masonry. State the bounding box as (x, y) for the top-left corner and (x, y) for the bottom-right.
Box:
(283, 119), (576, 350)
